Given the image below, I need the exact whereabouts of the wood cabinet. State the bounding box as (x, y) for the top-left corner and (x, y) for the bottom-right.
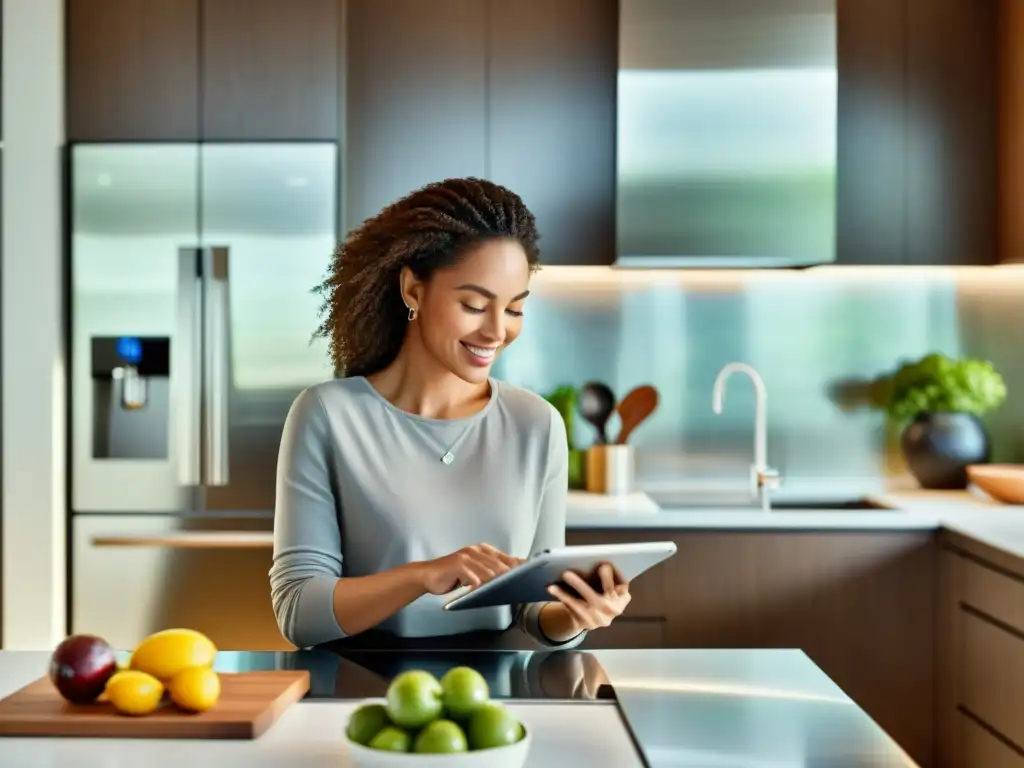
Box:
(962, 714), (1024, 768)
(487, 0), (617, 267)
(343, 0), (488, 230)
(65, 0), (339, 141)
(568, 530), (670, 650)
(569, 528), (936, 767)
(66, 0), (1005, 266)
(66, 0), (200, 141)
(998, 0), (1024, 265)
(342, 0), (999, 267)
(937, 543), (1024, 767)
(836, 0), (999, 266)
(835, 0), (905, 266)
(904, 0), (997, 267)
(344, 0), (617, 264)
(578, 618), (667, 650)
(201, 0), (338, 140)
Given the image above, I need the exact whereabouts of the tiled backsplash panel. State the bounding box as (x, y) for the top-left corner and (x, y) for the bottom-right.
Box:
(493, 267), (1024, 493)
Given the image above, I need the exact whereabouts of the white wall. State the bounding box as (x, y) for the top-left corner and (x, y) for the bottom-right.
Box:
(1, 0), (67, 649)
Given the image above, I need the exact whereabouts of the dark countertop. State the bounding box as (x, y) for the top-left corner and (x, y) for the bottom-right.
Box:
(222, 646), (610, 702)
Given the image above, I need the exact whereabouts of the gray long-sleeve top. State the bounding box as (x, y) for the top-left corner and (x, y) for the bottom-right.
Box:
(269, 375), (585, 650)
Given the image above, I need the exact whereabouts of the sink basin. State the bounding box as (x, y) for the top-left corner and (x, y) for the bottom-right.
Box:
(646, 494), (897, 512)
(770, 499), (886, 511)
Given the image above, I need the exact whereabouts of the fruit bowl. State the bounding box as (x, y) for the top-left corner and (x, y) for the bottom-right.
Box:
(342, 697), (532, 768)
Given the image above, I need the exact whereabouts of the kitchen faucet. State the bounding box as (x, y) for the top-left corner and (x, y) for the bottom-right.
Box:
(712, 362), (780, 511)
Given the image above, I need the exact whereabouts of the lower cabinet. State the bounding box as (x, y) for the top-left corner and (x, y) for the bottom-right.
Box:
(71, 515), (291, 652)
(579, 618), (667, 649)
(938, 543), (1024, 767)
(961, 714), (1024, 768)
(568, 528), (936, 768)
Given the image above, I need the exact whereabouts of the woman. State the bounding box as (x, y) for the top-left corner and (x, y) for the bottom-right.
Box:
(269, 177), (631, 651)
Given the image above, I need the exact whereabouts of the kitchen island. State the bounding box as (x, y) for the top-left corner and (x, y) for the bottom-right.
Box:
(66, 488), (1024, 766)
(0, 646), (915, 767)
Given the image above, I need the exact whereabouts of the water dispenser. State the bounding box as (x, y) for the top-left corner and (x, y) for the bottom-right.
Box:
(91, 336), (171, 460)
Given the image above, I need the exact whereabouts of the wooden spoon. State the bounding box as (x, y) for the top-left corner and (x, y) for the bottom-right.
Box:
(615, 385), (659, 444)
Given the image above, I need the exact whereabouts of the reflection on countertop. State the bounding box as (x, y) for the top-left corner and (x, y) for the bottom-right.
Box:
(226, 647), (611, 703)
(598, 649), (919, 767)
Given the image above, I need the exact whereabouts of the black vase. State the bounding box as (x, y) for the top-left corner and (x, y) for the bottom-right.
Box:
(900, 411), (991, 490)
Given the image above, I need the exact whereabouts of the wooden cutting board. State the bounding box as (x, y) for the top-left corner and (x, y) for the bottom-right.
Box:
(0, 670), (310, 739)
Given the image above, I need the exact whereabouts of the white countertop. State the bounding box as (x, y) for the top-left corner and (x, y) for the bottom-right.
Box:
(565, 485), (1024, 574)
(567, 504), (939, 531)
(563, 486), (1004, 530)
(867, 489), (1024, 573)
(0, 651), (643, 767)
(80, 485), (1024, 572)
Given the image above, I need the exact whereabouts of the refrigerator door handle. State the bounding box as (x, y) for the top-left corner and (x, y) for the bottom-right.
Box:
(202, 246), (231, 486)
(176, 248), (203, 487)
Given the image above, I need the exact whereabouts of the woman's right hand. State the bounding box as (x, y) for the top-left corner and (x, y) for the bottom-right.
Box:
(417, 543), (524, 595)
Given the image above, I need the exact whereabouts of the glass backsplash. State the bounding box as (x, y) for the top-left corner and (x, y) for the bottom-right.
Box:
(492, 266), (1024, 496)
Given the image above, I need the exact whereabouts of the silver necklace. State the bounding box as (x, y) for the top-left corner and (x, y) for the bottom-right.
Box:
(439, 420), (478, 465)
(433, 381), (495, 465)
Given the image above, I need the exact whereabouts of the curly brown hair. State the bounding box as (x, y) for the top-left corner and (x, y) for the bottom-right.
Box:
(313, 177), (541, 378)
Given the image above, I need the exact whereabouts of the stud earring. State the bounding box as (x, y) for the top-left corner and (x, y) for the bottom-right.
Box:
(407, 306), (417, 322)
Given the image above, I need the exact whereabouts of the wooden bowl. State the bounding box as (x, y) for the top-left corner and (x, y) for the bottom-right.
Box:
(967, 465), (1024, 505)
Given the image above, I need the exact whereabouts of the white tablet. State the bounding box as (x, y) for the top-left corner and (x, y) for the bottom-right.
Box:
(442, 541), (677, 612)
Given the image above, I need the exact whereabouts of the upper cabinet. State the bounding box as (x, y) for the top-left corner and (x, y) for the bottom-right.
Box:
(487, 0), (618, 267)
(65, 0), (1008, 266)
(904, 0), (998, 267)
(999, 0), (1024, 265)
(344, 0), (617, 265)
(66, 0), (200, 141)
(65, 0), (339, 141)
(343, 0), (488, 230)
(201, 0), (338, 140)
(837, 0), (999, 266)
(834, 0), (906, 266)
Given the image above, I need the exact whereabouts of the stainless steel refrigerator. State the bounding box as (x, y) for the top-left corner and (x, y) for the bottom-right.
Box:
(69, 143), (338, 650)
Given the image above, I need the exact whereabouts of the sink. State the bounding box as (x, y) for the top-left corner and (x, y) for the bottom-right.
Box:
(769, 499), (887, 511)
(646, 493), (898, 512)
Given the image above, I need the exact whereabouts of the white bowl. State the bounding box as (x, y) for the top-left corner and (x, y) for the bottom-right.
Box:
(342, 698), (532, 768)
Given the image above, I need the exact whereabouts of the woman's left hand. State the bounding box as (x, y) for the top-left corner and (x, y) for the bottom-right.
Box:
(547, 563), (631, 631)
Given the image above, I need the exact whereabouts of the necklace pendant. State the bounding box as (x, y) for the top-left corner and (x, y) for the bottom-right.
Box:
(441, 451), (454, 465)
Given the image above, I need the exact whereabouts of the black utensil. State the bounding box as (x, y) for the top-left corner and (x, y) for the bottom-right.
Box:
(579, 381), (616, 444)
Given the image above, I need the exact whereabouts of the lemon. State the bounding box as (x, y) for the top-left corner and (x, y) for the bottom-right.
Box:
(105, 670), (164, 716)
(129, 628), (217, 682)
(168, 666), (221, 713)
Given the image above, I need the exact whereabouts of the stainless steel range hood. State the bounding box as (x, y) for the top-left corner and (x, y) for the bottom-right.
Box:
(615, 0), (837, 268)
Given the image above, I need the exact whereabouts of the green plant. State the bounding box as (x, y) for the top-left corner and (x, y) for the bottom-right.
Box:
(870, 352), (1007, 423)
(542, 384), (578, 450)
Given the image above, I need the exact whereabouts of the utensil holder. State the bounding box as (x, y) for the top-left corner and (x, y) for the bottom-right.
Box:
(585, 444), (635, 495)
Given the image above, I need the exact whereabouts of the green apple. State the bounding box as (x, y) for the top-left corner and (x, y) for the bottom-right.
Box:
(413, 719), (469, 754)
(440, 666), (490, 720)
(346, 702), (390, 745)
(385, 670), (444, 729)
(468, 702), (525, 750)
(368, 726), (411, 752)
